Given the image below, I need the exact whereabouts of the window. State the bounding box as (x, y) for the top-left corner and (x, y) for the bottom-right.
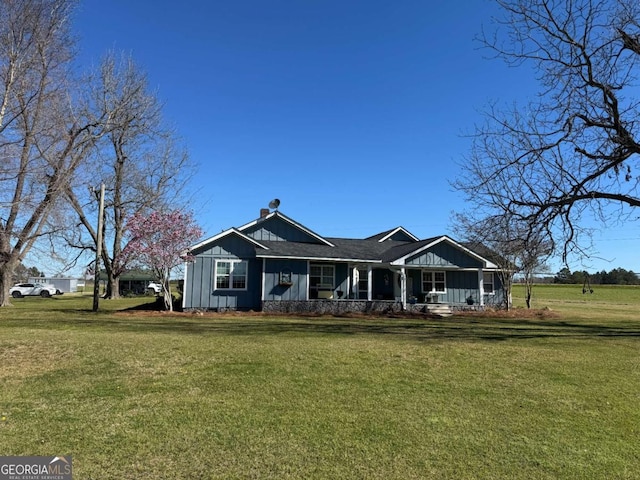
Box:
(215, 260), (248, 290)
(309, 264), (334, 299)
(422, 271), (446, 293)
(483, 272), (495, 294)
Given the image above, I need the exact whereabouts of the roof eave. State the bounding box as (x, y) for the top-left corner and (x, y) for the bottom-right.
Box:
(377, 226), (420, 243)
(190, 227), (270, 252)
(388, 235), (498, 267)
(256, 253), (382, 263)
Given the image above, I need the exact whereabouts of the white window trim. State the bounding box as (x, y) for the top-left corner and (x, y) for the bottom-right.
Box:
(309, 262), (336, 288)
(421, 270), (447, 294)
(357, 267), (369, 299)
(214, 259), (248, 291)
(483, 271), (495, 295)
(309, 263), (335, 296)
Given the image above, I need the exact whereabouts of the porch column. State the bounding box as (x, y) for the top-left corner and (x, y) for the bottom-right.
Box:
(367, 265), (373, 301)
(261, 258), (266, 302)
(478, 268), (485, 307)
(400, 267), (407, 310)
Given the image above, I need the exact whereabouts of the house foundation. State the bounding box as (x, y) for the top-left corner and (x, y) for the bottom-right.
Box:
(261, 300), (459, 316)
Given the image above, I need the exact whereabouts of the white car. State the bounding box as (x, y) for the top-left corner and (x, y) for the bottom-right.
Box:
(10, 282), (59, 298)
(147, 282), (163, 295)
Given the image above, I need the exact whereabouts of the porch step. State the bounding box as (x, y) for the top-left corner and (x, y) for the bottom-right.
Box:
(424, 303), (453, 317)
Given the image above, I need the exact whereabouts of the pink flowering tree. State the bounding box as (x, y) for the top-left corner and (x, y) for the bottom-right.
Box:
(123, 210), (202, 310)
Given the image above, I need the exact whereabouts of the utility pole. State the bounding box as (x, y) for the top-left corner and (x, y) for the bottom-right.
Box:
(93, 183), (105, 312)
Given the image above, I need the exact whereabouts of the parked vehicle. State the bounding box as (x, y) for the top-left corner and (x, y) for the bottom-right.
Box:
(147, 282), (163, 295)
(9, 283), (59, 298)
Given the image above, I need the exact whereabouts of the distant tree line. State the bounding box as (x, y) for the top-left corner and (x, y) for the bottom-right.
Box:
(554, 268), (640, 285)
(12, 264), (45, 284)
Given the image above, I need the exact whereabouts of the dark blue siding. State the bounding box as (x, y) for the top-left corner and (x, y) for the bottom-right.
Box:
(262, 261), (352, 301)
(244, 216), (321, 243)
(335, 264), (349, 297)
(184, 234), (261, 310)
(209, 259), (262, 310)
(403, 268), (504, 306)
(263, 259), (308, 301)
(406, 242), (483, 268)
(192, 234), (256, 257)
(484, 273), (504, 307)
(446, 271), (480, 304)
(408, 270), (422, 298)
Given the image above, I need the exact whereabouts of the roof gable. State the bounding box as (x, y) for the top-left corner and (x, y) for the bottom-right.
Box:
(189, 228), (269, 255)
(239, 211), (334, 246)
(388, 236), (498, 268)
(366, 227), (419, 243)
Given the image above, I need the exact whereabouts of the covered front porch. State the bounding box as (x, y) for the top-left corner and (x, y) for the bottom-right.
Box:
(261, 257), (502, 314)
(305, 264), (495, 310)
(339, 265), (496, 309)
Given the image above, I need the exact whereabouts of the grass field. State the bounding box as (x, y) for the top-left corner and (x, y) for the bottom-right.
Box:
(0, 288), (638, 479)
(513, 283), (640, 321)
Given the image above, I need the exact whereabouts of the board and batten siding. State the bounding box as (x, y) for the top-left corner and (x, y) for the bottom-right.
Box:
(403, 269), (475, 303)
(405, 242), (483, 269)
(445, 270), (482, 304)
(184, 234), (261, 310)
(244, 216), (319, 243)
(402, 241), (503, 305)
(263, 259), (308, 301)
(262, 260), (351, 301)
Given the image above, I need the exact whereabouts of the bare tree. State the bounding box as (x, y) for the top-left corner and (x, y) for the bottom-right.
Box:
(455, 213), (551, 310)
(0, 0), (101, 306)
(65, 52), (194, 299)
(519, 233), (552, 308)
(454, 0), (640, 262)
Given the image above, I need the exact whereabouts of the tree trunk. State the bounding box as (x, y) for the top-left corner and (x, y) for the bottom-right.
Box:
(0, 260), (17, 307)
(525, 282), (533, 309)
(162, 278), (173, 311)
(105, 273), (120, 299)
(499, 271), (514, 311)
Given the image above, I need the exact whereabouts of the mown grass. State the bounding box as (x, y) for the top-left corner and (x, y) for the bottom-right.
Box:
(0, 292), (638, 479)
(513, 283), (640, 321)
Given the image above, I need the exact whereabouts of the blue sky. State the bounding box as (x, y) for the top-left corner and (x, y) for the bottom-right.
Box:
(70, 0), (640, 274)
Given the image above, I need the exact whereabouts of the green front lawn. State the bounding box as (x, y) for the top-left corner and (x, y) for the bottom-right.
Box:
(0, 294), (638, 479)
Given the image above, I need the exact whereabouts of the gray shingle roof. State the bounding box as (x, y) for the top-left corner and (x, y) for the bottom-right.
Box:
(364, 228), (398, 242)
(379, 236), (442, 262)
(193, 211), (496, 267)
(255, 235), (499, 267)
(257, 237), (413, 262)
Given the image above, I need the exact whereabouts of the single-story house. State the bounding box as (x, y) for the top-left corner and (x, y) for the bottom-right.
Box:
(182, 210), (504, 314)
(95, 270), (156, 295)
